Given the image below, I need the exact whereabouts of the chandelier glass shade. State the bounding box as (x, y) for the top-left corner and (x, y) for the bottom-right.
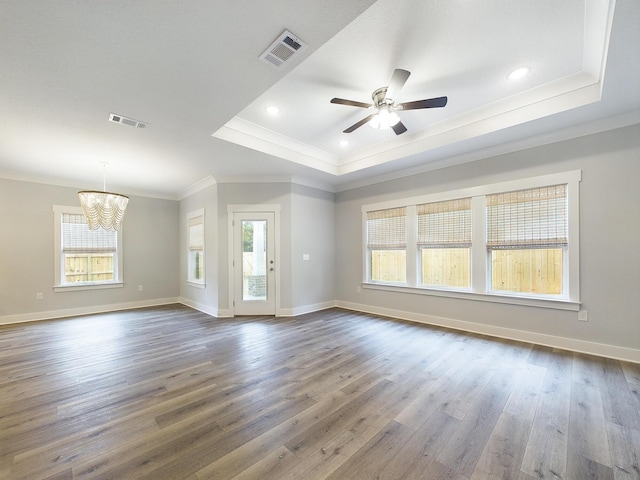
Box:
(78, 162), (129, 231)
(78, 190), (129, 231)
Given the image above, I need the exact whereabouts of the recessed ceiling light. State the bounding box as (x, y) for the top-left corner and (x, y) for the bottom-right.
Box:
(508, 67), (530, 81)
(265, 105), (280, 116)
(339, 140), (349, 148)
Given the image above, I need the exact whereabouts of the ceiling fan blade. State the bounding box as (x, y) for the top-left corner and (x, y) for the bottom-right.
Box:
(398, 96), (448, 110)
(385, 69), (411, 101)
(330, 98), (373, 109)
(344, 114), (376, 133)
(391, 121), (408, 135)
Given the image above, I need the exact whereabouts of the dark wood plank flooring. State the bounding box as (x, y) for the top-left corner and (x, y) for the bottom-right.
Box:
(1, 305), (638, 479)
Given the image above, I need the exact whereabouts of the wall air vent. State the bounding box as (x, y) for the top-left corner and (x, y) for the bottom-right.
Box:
(259, 30), (306, 68)
(109, 113), (148, 129)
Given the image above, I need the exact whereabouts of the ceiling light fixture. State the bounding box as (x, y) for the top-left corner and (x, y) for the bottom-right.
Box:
(265, 105), (280, 116)
(78, 162), (129, 231)
(339, 140), (349, 148)
(508, 67), (530, 81)
(369, 106), (400, 130)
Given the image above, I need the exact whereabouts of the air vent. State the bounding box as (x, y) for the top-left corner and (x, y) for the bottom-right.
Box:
(109, 113), (148, 129)
(259, 30), (306, 68)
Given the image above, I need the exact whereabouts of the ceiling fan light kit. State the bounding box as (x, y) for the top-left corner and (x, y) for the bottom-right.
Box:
(330, 68), (448, 136)
(369, 107), (400, 130)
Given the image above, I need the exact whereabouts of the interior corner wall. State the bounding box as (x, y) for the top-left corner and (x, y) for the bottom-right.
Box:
(290, 183), (336, 314)
(216, 182), (292, 313)
(0, 178), (180, 323)
(179, 183), (219, 315)
(335, 124), (640, 358)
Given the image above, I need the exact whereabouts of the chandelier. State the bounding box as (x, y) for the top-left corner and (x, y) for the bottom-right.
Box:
(78, 162), (129, 231)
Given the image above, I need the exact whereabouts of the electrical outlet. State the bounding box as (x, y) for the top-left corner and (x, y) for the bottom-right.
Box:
(36, 292), (43, 300)
(578, 310), (588, 322)
(138, 285), (144, 291)
(302, 254), (310, 261)
(357, 286), (362, 293)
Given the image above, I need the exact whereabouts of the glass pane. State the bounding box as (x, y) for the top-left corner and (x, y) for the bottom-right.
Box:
(242, 220), (267, 301)
(64, 253), (114, 283)
(491, 248), (563, 295)
(370, 249), (406, 283)
(189, 250), (204, 282)
(420, 248), (470, 288)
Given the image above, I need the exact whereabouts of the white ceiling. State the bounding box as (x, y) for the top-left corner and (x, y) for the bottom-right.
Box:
(1, 0), (639, 198)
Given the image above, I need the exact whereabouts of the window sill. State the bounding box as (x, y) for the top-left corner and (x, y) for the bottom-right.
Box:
(187, 281), (206, 290)
(54, 282), (124, 293)
(362, 283), (580, 311)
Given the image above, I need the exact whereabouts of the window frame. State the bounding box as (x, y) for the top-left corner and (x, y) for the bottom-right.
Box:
(365, 207), (408, 285)
(53, 205), (124, 292)
(187, 208), (206, 288)
(361, 170), (581, 311)
(486, 185), (568, 297)
(417, 197), (472, 290)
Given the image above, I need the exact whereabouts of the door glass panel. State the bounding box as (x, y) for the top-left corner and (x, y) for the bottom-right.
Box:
(242, 220), (267, 301)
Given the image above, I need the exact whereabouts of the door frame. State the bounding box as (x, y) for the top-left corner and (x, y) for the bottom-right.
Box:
(227, 204), (281, 316)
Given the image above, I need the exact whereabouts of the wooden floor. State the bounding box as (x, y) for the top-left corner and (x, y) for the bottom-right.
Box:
(1, 306), (639, 480)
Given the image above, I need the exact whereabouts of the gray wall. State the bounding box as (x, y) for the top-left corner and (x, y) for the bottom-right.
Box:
(0, 178), (179, 319)
(216, 182), (292, 312)
(3, 124), (638, 357)
(179, 183), (218, 313)
(291, 183), (336, 312)
(335, 124), (640, 351)
(179, 181), (336, 316)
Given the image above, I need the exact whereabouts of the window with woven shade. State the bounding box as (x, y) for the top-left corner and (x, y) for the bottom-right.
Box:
(417, 198), (471, 288)
(53, 205), (123, 290)
(366, 207), (406, 283)
(61, 212), (117, 284)
(187, 209), (205, 285)
(487, 185), (567, 295)
(361, 171), (579, 306)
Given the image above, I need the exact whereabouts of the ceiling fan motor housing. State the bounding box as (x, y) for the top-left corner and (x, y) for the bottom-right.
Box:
(372, 87), (391, 107)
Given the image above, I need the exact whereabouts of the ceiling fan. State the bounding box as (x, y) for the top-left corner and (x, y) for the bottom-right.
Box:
(330, 68), (447, 135)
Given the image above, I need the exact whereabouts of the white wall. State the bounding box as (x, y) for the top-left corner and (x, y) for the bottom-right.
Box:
(0, 178), (180, 323)
(179, 183), (219, 316)
(335, 124), (640, 360)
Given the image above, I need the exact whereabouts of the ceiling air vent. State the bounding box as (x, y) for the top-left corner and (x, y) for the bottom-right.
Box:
(259, 30), (306, 68)
(109, 113), (148, 129)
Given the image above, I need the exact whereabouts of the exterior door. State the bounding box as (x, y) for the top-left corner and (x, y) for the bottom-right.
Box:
(233, 212), (276, 315)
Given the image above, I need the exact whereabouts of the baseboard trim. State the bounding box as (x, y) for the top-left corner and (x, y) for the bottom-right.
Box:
(0, 297), (181, 326)
(178, 297), (220, 318)
(336, 301), (640, 364)
(4, 298), (637, 363)
(280, 301), (337, 317)
(177, 298), (234, 318)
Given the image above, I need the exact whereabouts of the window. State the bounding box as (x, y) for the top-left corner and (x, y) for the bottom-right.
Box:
(362, 171), (580, 309)
(487, 185), (567, 295)
(366, 207), (406, 283)
(53, 205), (123, 290)
(187, 209), (205, 285)
(418, 198), (471, 289)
